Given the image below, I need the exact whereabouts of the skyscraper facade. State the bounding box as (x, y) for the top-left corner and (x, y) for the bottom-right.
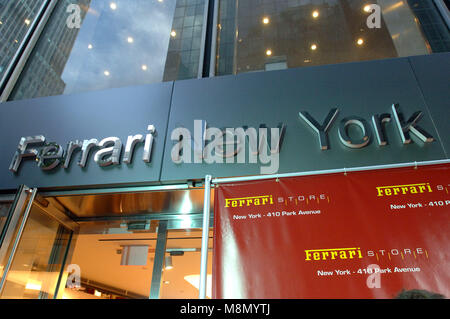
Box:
(215, 0), (449, 75)
(10, 0), (91, 100)
(0, 0), (45, 76)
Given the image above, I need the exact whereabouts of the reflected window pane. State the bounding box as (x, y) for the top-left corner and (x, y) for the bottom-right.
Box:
(9, 0), (207, 101)
(0, 202), (12, 238)
(0, 0), (46, 78)
(216, 0), (450, 75)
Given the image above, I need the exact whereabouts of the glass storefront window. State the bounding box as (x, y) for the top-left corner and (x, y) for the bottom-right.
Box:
(0, 0), (46, 79)
(62, 223), (157, 299)
(9, 0), (207, 101)
(0, 204), (71, 299)
(215, 0), (450, 75)
(160, 229), (213, 299)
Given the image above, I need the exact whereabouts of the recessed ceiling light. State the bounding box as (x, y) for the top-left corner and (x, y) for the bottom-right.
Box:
(170, 30), (177, 37)
(312, 11), (319, 18)
(363, 5), (371, 12)
(110, 2), (117, 10)
(24, 19), (31, 25)
(266, 49), (272, 56)
(357, 38), (364, 45)
(141, 64), (148, 71)
(127, 36), (134, 43)
(88, 44), (93, 49)
(104, 70), (110, 76)
(262, 17), (270, 24)
(311, 44), (317, 50)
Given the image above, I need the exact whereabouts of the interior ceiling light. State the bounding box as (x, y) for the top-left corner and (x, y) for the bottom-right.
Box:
(25, 280), (42, 291)
(312, 10), (319, 18)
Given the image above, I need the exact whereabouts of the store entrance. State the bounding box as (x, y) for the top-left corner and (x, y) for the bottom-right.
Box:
(0, 185), (213, 299)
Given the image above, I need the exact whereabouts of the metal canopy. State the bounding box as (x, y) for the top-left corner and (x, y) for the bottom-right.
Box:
(44, 188), (213, 219)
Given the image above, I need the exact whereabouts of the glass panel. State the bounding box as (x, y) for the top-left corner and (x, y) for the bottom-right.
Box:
(160, 229), (213, 299)
(0, 204), (71, 299)
(9, 0), (207, 101)
(0, 0), (46, 78)
(61, 220), (158, 299)
(0, 202), (12, 237)
(0, 189), (34, 281)
(216, 0), (450, 75)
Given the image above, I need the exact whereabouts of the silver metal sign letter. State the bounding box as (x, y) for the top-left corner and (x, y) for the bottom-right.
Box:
(38, 143), (64, 170)
(123, 134), (144, 164)
(143, 125), (155, 163)
(391, 104), (434, 144)
(9, 136), (46, 173)
(78, 139), (99, 168)
(94, 137), (122, 167)
(371, 113), (391, 146)
(299, 108), (339, 150)
(64, 140), (83, 169)
(338, 117), (372, 149)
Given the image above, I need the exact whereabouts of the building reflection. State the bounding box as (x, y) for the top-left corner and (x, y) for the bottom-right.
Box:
(9, 0), (207, 101)
(11, 0), (91, 100)
(0, 0), (46, 77)
(216, 0), (449, 75)
(4, 0), (450, 101)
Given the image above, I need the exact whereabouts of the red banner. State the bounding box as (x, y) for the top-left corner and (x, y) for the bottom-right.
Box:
(213, 164), (450, 298)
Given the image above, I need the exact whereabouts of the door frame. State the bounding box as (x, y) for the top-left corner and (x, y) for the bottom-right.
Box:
(0, 183), (214, 299)
(0, 186), (37, 293)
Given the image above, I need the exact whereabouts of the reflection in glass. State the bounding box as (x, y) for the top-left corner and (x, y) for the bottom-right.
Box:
(160, 229), (213, 299)
(62, 221), (157, 299)
(0, 203), (12, 237)
(0, 204), (71, 299)
(10, 0), (206, 101)
(0, 0), (46, 78)
(216, 0), (450, 75)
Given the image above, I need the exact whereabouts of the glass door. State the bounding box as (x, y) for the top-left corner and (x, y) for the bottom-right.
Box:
(0, 186), (75, 299)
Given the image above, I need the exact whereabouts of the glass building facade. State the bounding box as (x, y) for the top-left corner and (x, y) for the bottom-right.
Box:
(0, 0), (46, 78)
(0, 0), (448, 101)
(216, 0), (450, 75)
